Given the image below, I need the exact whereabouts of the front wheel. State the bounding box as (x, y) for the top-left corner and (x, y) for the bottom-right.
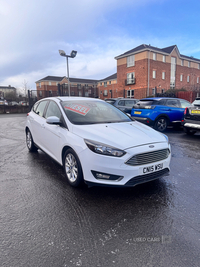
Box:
(63, 149), (83, 187)
(26, 129), (38, 152)
(154, 117), (168, 132)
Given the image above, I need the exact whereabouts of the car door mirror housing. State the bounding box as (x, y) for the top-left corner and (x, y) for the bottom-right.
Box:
(46, 116), (61, 125)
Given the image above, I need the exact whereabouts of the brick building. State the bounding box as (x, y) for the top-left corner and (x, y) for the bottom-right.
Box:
(35, 76), (98, 99)
(114, 44), (200, 99)
(35, 44), (200, 100)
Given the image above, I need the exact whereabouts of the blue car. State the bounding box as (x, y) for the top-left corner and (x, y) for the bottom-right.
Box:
(131, 97), (191, 132)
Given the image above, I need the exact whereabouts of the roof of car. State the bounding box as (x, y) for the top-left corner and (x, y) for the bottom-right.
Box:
(139, 97), (178, 101)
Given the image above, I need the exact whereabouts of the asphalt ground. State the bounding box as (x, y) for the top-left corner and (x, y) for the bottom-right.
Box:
(0, 114), (200, 267)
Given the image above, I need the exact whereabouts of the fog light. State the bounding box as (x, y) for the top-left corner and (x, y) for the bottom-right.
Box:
(91, 171), (123, 181)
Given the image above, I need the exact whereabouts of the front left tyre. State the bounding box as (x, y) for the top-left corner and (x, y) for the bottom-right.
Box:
(63, 148), (84, 187)
(26, 129), (38, 152)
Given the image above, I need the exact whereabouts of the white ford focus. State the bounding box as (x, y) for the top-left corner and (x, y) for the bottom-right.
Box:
(25, 97), (171, 187)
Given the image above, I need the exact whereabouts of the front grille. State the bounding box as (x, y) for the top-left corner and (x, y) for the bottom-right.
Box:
(125, 168), (169, 186)
(125, 149), (170, 166)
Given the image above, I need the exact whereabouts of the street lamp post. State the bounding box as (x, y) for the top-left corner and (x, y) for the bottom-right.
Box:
(59, 50), (77, 96)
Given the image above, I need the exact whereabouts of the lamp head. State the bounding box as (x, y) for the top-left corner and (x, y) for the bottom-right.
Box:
(70, 50), (77, 58)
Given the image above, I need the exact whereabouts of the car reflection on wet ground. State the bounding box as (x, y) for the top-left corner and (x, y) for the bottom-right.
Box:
(0, 114), (200, 267)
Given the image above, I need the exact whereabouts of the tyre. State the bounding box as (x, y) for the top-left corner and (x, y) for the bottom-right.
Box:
(154, 117), (168, 132)
(63, 149), (83, 187)
(26, 129), (38, 152)
(183, 127), (196, 135)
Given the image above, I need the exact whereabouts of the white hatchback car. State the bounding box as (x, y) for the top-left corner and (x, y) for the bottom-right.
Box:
(25, 97), (171, 187)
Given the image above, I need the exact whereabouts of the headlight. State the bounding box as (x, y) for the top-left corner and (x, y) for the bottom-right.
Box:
(84, 139), (126, 157)
(162, 134), (169, 144)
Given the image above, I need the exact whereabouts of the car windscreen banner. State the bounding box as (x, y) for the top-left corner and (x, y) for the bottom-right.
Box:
(64, 103), (91, 116)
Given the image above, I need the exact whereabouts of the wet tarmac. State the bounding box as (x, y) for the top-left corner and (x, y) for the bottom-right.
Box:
(0, 114), (200, 267)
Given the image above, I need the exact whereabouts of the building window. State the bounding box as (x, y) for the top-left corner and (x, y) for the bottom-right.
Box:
(39, 83), (41, 88)
(104, 82), (107, 87)
(79, 91), (82, 96)
(104, 90), (108, 96)
(127, 90), (134, 98)
(100, 91), (102, 94)
(153, 53), (156, 61)
(181, 60), (184, 66)
(187, 75), (190, 82)
(198, 64), (200, 69)
(180, 74), (183, 82)
(85, 84), (88, 88)
(161, 89), (165, 93)
(49, 82), (51, 86)
(188, 61), (191, 68)
(152, 88), (155, 95)
(197, 77), (199, 84)
(127, 55), (135, 67)
(127, 72), (135, 84)
(162, 72), (165, 80)
(100, 82), (102, 86)
(77, 84), (81, 89)
(39, 91), (42, 97)
(163, 55), (166, 62)
(153, 70), (156, 79)
(170, 57), (176, 89)
(109, 81), (111, 85)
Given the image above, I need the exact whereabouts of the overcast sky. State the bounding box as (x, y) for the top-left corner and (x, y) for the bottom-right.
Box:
(1, 0), (200, 92)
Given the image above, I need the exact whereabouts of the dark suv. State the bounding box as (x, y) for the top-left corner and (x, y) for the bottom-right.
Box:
(105, 98), (139, 114)
(131, 97), (191, 132)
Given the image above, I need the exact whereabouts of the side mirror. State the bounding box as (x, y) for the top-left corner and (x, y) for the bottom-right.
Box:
(46, 116), (61, 125)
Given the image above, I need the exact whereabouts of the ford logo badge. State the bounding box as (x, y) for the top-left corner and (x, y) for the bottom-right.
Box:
(149, 145), (154, 148)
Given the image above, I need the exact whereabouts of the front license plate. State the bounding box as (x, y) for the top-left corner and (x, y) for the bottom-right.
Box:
(134, 111), (142, 114)
(143, 163), (163, 174)
(191, 110), (200, 114)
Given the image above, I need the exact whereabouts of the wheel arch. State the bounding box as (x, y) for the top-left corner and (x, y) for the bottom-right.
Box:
(154, 114), (170, 125)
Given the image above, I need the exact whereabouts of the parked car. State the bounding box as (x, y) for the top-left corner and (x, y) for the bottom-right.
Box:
(25, 97), (171, 187)
(105, 98), (139, 114)
(131, 97), (191, 132)
(182, 97), (200, 135)
(9, 101), (19, 106)
(0, 99), (8, 105)
(19, 101), (28, 106)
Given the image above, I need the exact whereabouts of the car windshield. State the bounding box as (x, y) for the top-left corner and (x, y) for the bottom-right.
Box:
(61, 100), (131, 125)
(192, 99), (200, 106)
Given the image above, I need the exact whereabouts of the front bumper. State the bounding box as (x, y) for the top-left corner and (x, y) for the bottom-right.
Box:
(79, 143), (171, 187)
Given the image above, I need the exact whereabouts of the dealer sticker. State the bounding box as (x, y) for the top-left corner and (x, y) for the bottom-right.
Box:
(64, 103), (91, 116)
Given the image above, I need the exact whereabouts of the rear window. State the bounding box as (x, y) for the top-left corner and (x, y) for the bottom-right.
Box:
(133, 100), (161, 108)
(192, 99), (200, 106)
(105, 99), (116, 105)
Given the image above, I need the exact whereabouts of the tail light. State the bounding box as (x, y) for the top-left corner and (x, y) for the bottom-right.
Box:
(184, 107), (188, 115)
(27, 113), (29, 116)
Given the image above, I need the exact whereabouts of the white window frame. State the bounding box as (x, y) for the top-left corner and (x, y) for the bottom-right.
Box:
(104, 90), (108, 96)
(127, 89), (134, 98)
(152, 88), (155, 95)
(197, 77), (199, 84)
(153, 70), (156, 79)
(180, 74), (183, 82)
(104, 82), (107, 87)
(163, 55), (166, 62)
(198, 64), (200, 70)
(187, 75), (190, 82)
(49, 82), (51, 86)
(161, 89), (165, 93)
(188, 61), (191, 68)
(153, 53), (156, 61)
(127, 55), (135, 67)
(162, 72), (165, 80)
(181, 60), (184, 66)
(127, 72), (135, 84)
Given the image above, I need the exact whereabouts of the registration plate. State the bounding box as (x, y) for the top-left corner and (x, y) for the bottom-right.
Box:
(134, 111), (142, 115)
(143, 163), (163, 174)
(191, 110), (200, 114)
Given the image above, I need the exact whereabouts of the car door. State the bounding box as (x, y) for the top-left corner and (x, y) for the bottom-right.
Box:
(42, 100), (65, 161)
(30, 100), (49, 147)
(117, 100), (125, 111)
(165, 99), (183, 122)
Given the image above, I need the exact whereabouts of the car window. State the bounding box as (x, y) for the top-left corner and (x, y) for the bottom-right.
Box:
(34, 100), (48, 117)
(179, 99), (191, 108)
(118, 100), (125, 106)
(61, 100), (131, 125)
(105, 99), (116, 105)
(45, 101), (62, 119)
(166, 99), (179, 107)
(124, 100), (135, 106)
